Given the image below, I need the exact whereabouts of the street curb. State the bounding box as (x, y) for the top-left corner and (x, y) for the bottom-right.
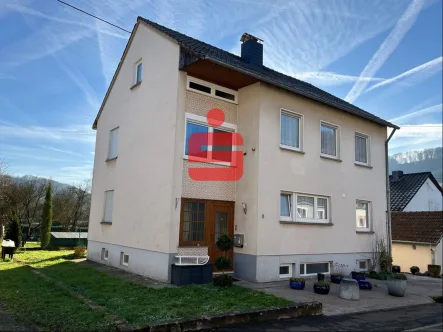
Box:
(133, 302), (322, 332)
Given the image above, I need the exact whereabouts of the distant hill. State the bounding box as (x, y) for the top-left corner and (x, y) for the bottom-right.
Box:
(12, 175), (72, 191)
(389, 147), (442, 183)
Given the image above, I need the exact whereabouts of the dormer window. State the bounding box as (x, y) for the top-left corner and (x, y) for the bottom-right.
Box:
(187, 76), (238, 104)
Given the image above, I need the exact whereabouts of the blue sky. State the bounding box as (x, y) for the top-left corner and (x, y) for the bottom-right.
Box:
(0, 0), (442, 184)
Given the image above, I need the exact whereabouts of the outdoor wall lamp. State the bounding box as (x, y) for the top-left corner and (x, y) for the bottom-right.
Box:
(242, 203), (247, 214)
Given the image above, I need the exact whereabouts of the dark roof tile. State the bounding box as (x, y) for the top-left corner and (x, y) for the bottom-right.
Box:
(138, 17), (398, 129)
(392, 211), (443, 244)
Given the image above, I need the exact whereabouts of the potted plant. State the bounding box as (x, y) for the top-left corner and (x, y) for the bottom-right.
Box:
(410, 266), (420, 275)
(213, 234), (234, 287)
(387, 273), (407, 297)
(330, 263), (347, 284)
(313, 280), (330, 295)
(289, 277), (305, 290)
(351, 271), (366, 281)
(428, 265), (441, 278)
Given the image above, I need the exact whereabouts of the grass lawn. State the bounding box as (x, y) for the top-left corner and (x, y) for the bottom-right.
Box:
(0, 250), (292, 330)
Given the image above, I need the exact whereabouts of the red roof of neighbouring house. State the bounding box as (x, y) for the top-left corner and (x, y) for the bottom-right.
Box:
(392, 211), (443, 245)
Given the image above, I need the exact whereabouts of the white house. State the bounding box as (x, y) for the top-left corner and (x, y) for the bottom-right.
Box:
(87, 17), (399, 282)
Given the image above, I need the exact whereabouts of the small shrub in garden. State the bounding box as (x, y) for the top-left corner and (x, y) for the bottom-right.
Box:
(314, 281), (330, 287)
(213, 234), (234, 287)
(213, 274), (234, 287)
(389, 273), (407, 280)
(410, 266), (420, 275)
(289, 277), (305, 283)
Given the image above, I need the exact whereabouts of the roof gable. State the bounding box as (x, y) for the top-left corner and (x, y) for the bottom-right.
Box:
(392, 211), (443, 244)
(390, 172), (443, 211)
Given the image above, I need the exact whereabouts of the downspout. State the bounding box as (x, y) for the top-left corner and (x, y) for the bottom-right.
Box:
(385, 128), (397, 257)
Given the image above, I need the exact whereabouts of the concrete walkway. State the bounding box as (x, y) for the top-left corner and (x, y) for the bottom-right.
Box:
(214, 303), (443, 331)
(235, 276), (443, 316)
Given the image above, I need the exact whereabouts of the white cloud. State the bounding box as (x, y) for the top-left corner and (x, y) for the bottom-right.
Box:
(389, 104), (442, 124)
(365, 56), (443, 94)
(294, 71), (384, 87)
(38, 145), (81, 156)
(0, 122), (95, 144)
(389, 124), (442, 149)
(345, 0), (425, 103)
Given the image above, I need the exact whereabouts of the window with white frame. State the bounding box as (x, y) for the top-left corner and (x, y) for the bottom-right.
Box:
(356, 200), (370, 229)
(355, 133), (369, 165)
(321, 122), (339, 158)
(134, 59), (142, 84)
(103, 190), (114, 223)
(107, 127), (119, 160)
(300, 262), (330, 276)
(359, 259), (368, 271)
(121, 252), (129, 266)
(280, 109), (302, 151)
(279, 264), (292, 278)
(184, 113), (236, 165)
(187, 76), (238, 104)
(101, 248), (109, 261)
(280, 192), (330, 223)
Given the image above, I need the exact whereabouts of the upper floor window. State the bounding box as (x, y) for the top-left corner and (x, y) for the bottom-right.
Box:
(321, 122), (339, 158)
(356, 200), (371, 229)
(355, 133), (370, 165)
(134, 59), (142, 84)
(280, 192), (330, 224)
(107, 127), (119, 160)
(186, 76), (238, 104)
(280, 109), (302, 151)
(103, 190), (114, 223)
(184, 113), (236, 165)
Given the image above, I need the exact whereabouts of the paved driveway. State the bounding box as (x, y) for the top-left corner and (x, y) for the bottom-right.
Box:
(236, 276), (443, 316)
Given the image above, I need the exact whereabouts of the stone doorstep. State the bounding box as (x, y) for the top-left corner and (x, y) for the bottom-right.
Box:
(133, 302), (322, 332)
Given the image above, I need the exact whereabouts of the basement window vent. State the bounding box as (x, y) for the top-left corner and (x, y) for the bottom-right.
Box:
(121, 252), (129, 266)
(101, 248), (109, 261)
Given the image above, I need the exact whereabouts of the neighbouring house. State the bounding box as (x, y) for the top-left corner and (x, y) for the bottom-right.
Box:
(87, 17), (399, 282)
(390, 171), (443, 212)
(392, 211), (443, 273)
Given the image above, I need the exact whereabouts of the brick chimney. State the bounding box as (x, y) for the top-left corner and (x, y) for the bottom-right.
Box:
(240, 33), (263, 66)
(392, 170), (404, 181)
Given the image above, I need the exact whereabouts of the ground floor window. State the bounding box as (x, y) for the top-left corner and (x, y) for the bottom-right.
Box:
(300, 262), (330, 276)
(359, 259), (368, 271)
(279, 264), (292, 278)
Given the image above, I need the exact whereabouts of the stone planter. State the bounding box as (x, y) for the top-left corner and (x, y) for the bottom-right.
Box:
(330, 275), (343, 284)
(387, 279), (407, 297)
(289, 280), (305, 290)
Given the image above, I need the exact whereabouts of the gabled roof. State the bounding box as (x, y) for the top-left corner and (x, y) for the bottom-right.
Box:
(392, 211), (443, 245)
(137, 17), (399, 130)
(93, 17), (400, 129)
(50, 232), (88, 239)
(389, 172), (443, 211)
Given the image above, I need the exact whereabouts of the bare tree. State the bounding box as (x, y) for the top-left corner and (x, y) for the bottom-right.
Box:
(3, 176), (47, 245)
(53, 179), (91, 231)
(368, 224), (392, 272)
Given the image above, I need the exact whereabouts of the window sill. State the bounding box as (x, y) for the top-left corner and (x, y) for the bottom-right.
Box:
(130, 81), (142, 90)
(105, 156), (118, 162)
(100, 221), (112, 225)
(356, 229), (374, 234)
(280, 221), (334, 226)
(183, 156), (232, 167)
(354, 162), (372, 169)
(320, 155), (342, 162)
(280, 145), (305, 154)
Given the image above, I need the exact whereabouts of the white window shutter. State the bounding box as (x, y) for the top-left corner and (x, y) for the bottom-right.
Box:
(108, 128), (119, 159)
(104, 190), (114, 222)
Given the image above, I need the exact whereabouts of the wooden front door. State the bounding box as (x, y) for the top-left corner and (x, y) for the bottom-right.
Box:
(179, 199), (234, 269)
(208, 203), (234, 269)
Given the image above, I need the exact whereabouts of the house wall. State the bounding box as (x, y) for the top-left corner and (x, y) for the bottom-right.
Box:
(392, 242), (436, 273)
(235, 82), (388, 282)
(87, 23), (181, 281)
(180, 91), (237, 201)
(404, 178), (443, 211)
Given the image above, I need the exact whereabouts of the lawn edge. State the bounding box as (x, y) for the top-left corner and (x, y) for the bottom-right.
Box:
(134, 302), (322, 332)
